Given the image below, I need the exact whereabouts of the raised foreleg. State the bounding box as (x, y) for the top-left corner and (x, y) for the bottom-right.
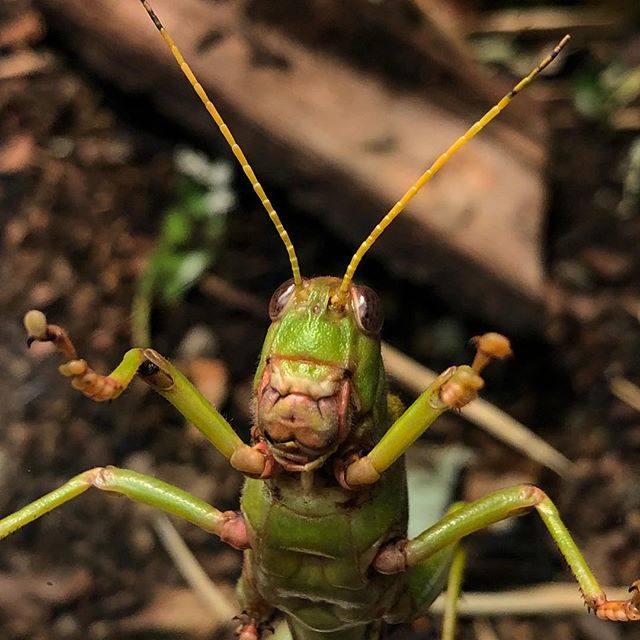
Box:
(23, 310), (271, 476)
(345, 333), (511, 487)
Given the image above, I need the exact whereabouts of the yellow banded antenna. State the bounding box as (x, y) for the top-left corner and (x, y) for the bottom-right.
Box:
(138, 0), (302, 288)
(333, 35), (570, 306)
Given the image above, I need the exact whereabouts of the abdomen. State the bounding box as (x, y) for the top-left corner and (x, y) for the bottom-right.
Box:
(240, 464), (408, 634)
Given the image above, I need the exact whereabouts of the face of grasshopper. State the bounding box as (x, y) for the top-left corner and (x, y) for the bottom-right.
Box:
(253, 276), (385, 472)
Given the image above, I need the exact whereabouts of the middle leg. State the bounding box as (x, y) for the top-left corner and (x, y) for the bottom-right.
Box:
(374, 484), (640, 622)
(0, 466), (249, 549)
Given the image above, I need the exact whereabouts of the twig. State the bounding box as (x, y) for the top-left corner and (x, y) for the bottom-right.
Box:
(473, 619), (500, 640)
(0, 50), (51, 80)
(430, 583), (630, 616)
(611, 108), (640, 132)
(199, 274), (265, 316)
(152, 513), (237, 624)
(469, 7), (622, 39)
(610, 376), (640, 413)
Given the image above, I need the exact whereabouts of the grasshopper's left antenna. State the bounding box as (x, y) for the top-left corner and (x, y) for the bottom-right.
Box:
(138, 0), (303, 288)
(333, 35), (570, 306)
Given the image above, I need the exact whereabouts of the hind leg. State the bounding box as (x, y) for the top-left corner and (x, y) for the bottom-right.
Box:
(236, 551), (277, 639)
(388, 542), (465, 639)
(389, 503), (465, 637)
(441, 544), (466, 640)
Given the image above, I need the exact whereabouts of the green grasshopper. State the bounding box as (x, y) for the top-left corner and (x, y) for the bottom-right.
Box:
(3, 3), (640, 639)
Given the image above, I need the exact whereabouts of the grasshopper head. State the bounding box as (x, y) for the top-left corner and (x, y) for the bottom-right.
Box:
(254, 277), (385, 472)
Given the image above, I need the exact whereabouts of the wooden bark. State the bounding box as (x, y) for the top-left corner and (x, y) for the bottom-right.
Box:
(38, 0), (551, 331)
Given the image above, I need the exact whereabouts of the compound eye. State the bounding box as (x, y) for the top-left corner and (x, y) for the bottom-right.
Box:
(351, 285), (383, 335)
(269, 278), (297, 320)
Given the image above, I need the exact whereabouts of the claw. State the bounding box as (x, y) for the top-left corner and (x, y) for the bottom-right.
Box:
(470, 332), (512, 374)
(586, 583), (640, 622)
(23, 310), (78, 360)
(233, 611), (277, 639)
(437, 332), (511, 409)
(22, 310), (123, 401)
(23, 309), (49, 341)
(234, 612), (264, 640)
(236, 624), (259, 640)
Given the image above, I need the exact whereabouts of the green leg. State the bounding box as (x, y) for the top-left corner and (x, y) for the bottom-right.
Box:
(345, 366), (482, 486)
(394, 503), (463, 629)
(23, 311), (266, 475)
(0, 466), (248, 549)
(346, 333), (512, 487)
(441, 544), (466, 640)
(375, 484), (640, 621)
(137, 348), (242, 459)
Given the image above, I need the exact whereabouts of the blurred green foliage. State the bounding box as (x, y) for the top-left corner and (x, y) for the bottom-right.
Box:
(132, 150), (235, 345)
(574, 61), (640, 121)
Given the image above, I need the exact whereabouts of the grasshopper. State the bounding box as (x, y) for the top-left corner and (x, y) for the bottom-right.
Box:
(3, 3), (640, 639)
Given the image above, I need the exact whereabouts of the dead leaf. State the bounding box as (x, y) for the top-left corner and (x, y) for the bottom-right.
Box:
(117, 585), (226, 637)
(0, 9), (44, 49)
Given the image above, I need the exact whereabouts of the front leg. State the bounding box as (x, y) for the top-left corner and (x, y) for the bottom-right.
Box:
(345, 333), (512, 487)
(24, 310), (269, 476)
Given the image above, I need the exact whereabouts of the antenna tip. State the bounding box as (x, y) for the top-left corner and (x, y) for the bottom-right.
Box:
(24, 310), (48, 339)
(558, 34), (571, 50)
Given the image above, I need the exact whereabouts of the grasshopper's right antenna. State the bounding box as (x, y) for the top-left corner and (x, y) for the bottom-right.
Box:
(332, 35), (570, 307)
(138, 0), (303, 288)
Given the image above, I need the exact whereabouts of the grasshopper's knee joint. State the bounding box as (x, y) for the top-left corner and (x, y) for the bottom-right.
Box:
(516, 483), (547, 507)
(439, 366), (484, 410)
(137, 360), (160, 378)
(220, 511), (250, 550)
(137, 349), (174, 390)
(373, 539), (407, 574)
(79, 467), (113, 488)
(344, 456), (381, 488)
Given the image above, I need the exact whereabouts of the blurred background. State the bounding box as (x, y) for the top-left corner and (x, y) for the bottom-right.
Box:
(1, 0), (640, 638)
